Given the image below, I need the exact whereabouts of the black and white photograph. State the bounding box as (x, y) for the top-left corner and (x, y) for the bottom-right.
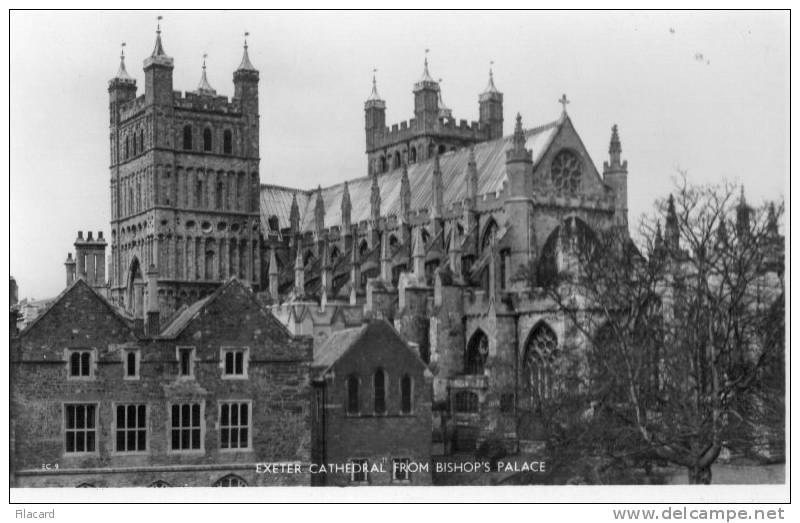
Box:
(6, 7), (790, 511)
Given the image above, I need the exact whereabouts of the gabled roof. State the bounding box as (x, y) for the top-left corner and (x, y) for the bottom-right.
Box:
(158, 278), (291, 339)
(312, 319), (428, 376)
(260, 118), (563, 235)
(19, 278), (136, 337)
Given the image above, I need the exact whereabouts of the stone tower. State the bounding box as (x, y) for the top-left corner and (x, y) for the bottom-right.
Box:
(108, 25), (261, 318)
(364, 53), (504, 175)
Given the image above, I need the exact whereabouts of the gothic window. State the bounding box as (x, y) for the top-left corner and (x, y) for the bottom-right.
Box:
(373, 369), (386, 415)
(359, 240), (369, 259)
(427, 143), (435, 158)
(379, 155), (387, 173)
(125, 135), (130, 160)
(523, 323), (559, 412)
(182, 125), (192, 150)
(139, 129), (145, 154)
(203, 128), (212, 152)
(481, 219), (498, 252)
(465, 330), (489, 374)
(454, 391), (478, 413)
(223, 130), (232, 154)
(213, 475), (247, 487)
(346, 375), (359, 415)
(124, 350), (139, 379)
(216, 181), (224, 209)
(400, 374), (412, 414)
(330, 246), (341, 265)
(409, 147), (417, 163)
(268, 215), (280, 232)
(393, 151), (401, 169)
(550, 150), (582, 194)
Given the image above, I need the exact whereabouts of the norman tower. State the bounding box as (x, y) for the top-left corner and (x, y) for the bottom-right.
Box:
(364, 53), (504, 175)
(108, 24), (261, 318)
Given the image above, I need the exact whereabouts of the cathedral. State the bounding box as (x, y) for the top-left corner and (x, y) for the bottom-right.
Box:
(99, 26), (631, 452)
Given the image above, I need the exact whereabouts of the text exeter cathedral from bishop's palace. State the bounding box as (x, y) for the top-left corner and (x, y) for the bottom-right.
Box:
(13, 22), (734, 488)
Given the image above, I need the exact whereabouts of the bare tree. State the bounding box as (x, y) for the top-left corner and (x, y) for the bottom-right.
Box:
(543, 176), (784, 484)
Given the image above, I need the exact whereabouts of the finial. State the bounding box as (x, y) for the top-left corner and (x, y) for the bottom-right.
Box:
(559, 93), (570, 115)
(202, 53), (207, 70)
(424, 48), (429, 70)
(157, 15), (162, 34)
(150, 15), (168, 58)
(114, 42), (133, 81)
(367, 67), (383, 101)
(244, 31), (249, 49)
(417, 48), (436, 84)
(196, 52), (216, 95)
(120, 42), (126, 60)
(237, 31), (257, 72)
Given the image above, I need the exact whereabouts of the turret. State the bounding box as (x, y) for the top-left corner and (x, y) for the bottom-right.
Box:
(603, 124), (629, 227)
(736, 186), (751, 240)
(143, 19), (174, 107)
(108, 43), (138, 114)
(364, 70), (386, 153)
(413, 51), (440, 129)
(233, 33), (260, 157)
(289, 192), (300, 237)
(431, 153), (444, 238)
(145, 264), (160, 336)
(665, 194), (680, 252)
(268, 248), (279, 300)
(503, 114), (534, 287)
(294, 245), (305, 296)
(478, 64), (503, 140)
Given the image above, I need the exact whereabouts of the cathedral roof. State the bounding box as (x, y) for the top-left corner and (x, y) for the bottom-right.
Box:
(260, 118), (562, 235)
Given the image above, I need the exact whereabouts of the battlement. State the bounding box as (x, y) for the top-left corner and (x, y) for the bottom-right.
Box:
(173, 91), (243, 115)
(369, 117), (487, 152)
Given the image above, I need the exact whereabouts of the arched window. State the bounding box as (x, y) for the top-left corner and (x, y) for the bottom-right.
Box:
(330, 246), (341, 265)
(223, 130), (232, 154)
(203, 128), (212, 152)
(139, 129), (145, 154)
(373, 369), (386, 414)
(182, 125), (192, 150)
(481, 219), (498, 252)
(393, 151), (401, 169)
(465, 330), (489, 375)
(268, 215), (280, 232)
(389, 235), (399, 248)
(213, 475), (248, 487)
(149, 480), (170, 488)
(454, 391), (478, 413)
(216, 181), (224, 209)
(346, 375), (359, 415)
(359, 240), (369, 259)
(124, 135), (130, 160)
(523, 323), (559, 412)
(409, 147), (417, 164)
(400, 374), (412, 414)
(126, 351), (137, 377)
(379, 156), (387, 173)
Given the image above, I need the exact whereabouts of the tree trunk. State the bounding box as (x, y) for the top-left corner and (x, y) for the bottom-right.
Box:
(688, 465), (712, 484)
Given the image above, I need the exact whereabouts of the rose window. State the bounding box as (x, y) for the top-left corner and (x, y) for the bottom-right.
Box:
(550, 150), (582, 194)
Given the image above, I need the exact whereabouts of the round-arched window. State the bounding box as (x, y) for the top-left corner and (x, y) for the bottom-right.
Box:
(550, 150), (582, 194)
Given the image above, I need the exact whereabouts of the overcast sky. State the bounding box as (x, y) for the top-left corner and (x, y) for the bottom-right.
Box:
(10, 11), (788, 300)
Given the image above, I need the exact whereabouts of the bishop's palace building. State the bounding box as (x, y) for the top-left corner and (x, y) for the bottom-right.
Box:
(12, 27), (693, 488)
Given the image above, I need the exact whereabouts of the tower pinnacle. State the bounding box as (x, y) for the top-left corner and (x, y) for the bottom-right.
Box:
(482, 61), (500, 95)
(196, 53), (216, 96)
(115, 42), (133, 81)
(237, 31), (257, 72)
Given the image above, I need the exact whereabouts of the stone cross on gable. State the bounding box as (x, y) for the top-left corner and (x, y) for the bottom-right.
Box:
(559, 93), (570, 115)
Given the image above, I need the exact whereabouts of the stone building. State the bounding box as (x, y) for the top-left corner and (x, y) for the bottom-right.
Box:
(107, 26), (261, 318)
(311, 320), (432, 486)
(10, 277), (312, 487)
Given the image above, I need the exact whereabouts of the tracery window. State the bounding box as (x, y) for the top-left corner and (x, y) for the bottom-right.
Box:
(523, 323), (559, 411)
(213, 475), (247, 487)
(465, 330), (489, 375)
(550, 150), (582, 194)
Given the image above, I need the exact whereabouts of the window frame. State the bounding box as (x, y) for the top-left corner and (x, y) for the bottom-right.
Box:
(111, 402), (148, 455)
(176, 346), (196, 379)
(217, 399), (253, 452)
(400, 374), (413, 415)
(63, 402), (99, 456)
(123, 349), (140, 380)
(223, 129), (233, 155)
(349, 458), (369, 484)
(345, 374), (360, 416)
(65, 348), (96, 380)
(392, 457), (411, 483)
(203, 127), (213, 152)
(182, 125), (193, 150)
(373, 368), (387, 416)
(219, 346), (249, 379)
(167, 401), (205, 454)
